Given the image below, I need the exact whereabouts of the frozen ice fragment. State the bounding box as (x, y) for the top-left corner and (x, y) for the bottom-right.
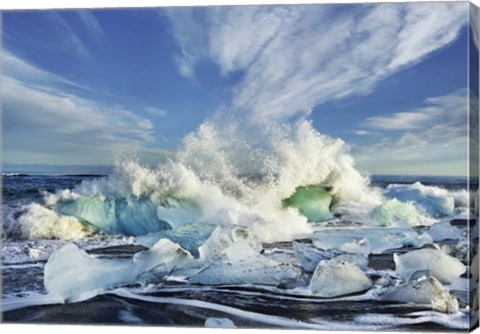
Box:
(309, 259), (372, 297)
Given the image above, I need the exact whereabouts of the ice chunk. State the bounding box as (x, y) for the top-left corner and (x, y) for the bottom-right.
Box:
(292, 241), (334, 272)
(380, 276), (458, 313)
(313, 227), (429, 255)
(429, 253), (466, 284)
(197, 226), (262, 262)
(428, 222), (462, 242)
(205, 317), (237, 328)
(189, 227), (301, 286)
(394, 248), (439, 281)
(282, 185), (334, 222)
(135, 223), (216, 257)
(372, 199), (433, 227)
(384, 182), (455, 218)
(430, 277), (459, 314)
(133, 238), (197, 282)
(334, 253), (369, 271)
(189, 240), (301, 286)
(394, 248), (465, 283)
(380, 276), (433, 304)
(309, 259), (372, 297)
(45, 239), (200, 301)
(56, 196), (171, 236)
(44, 243), (135, 302)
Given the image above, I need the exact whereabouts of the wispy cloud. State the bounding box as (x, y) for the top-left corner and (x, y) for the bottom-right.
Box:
(47, 12), (90, 58)
(353, 130), (372, 136)
(352, 89), (468, 175)
(145, 106), (168, 117)
(362, 89), (467, 133)
(76, 11), (107, 43)
(2, 51), (170, 166)
(2, 51), (88, 90)
(166, 3), (468, 119)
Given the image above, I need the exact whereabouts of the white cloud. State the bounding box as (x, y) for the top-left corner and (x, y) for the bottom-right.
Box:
(353, 130), (372, 136)
(166, 3), (468, 119)
(76, 11), (107, 43)
(2, 51), (86, 89)
(2, 52), (172, 166)
(145, 106), (168, 117)
(352, 89), (468, 175)
(47, 12), (91, 58)
(363, 89), (467, 132)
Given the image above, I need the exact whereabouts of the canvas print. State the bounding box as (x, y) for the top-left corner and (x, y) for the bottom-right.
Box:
(1, 1), (479, 331)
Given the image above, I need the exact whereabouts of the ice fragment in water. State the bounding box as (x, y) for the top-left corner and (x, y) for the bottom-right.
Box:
(205, 317), (237, 328)
(292, 241), (334, 272)
(189, 227), (301, 286)
(45, 239), (198, 301)
(309, 259), (372, 297)
(313, 227), (430, 254)
(44, 243), (135, 302)
(429, 252), (466, 284)
(55, 196), (171, 236)
(372, 199), (433, 227)
(427, 221), (463, 242)
(135, 222), (216, 257)
(394, 248), (465, 283)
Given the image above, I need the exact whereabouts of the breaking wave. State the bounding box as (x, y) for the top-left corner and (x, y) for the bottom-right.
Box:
(11, 119), (469, 243)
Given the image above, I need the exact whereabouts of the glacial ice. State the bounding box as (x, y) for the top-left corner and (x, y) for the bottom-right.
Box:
(372, 199), (433, 227)
(427, 222), (463, 242)
(292, 241), (334, 272)
(379, 276), (459, 314)
(135, 222), (216, 257)
(188, 227), (301, 286)
(384, 182), (455, 218)
(205, 317), (237, 328)
(430, 277), (459, 314)
(282, 185), (334, 222)
(309, 259), (372, 297)
(55, 196), (171, 236)
(313, 227), (431, 254)
(429, 253), (466, 284)
(394, 248), (465, 283)
(44, 239), (202, 301)
(44, 243), (135, 301)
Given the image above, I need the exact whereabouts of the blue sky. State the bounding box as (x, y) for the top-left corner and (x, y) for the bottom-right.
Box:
(1, 3), (474, 175)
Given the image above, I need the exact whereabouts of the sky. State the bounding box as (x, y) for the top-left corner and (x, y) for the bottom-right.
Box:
(1, 2), (475, 175)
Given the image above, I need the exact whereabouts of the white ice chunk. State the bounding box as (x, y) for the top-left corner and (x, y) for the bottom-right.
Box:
(394, 248), (465, 283)
(428, 222), (463, 242)
(334, 253), (369, 271)
(429, 253), (466, 284)
(189, 238), (301, 286)
(380, 276), (433, 304)
(309, 259), (372, 297)
(292, 241), (333, 272)
(430, 277), (459, 314)
(205, 317), (237, 328)
(133, 238), (196, 281)
(313, 227), (430, 255)
(45, 239), (199, 301)
(379, 276), (458, 313)
(44, 243), (135, 302)
(189, 227), (300, 286)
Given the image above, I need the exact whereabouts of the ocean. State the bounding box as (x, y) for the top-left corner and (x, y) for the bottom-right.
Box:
(1, 170), (476, 330)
